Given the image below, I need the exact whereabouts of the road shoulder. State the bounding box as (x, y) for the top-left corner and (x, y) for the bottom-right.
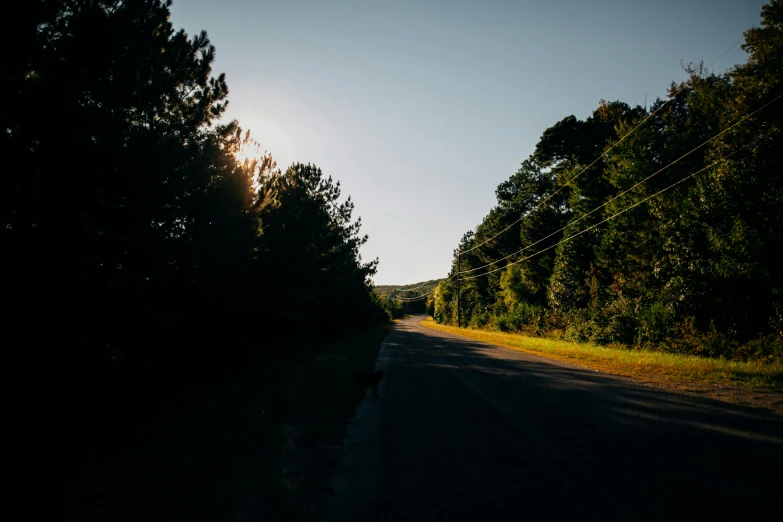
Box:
(418, 317), (783, 416)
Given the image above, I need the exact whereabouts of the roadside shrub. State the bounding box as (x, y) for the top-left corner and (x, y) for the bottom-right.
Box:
(737, 336), (783, 363)
(562, 310), (593, 343)
(544, 309), (567, 331)
(600, 295), (640, 346)
(664, 320), (737, 359)
(494, 312), (516, 332)
(542, 309), (567, 339)
(637, 301), (676, 347)
(693, 324), (739, 359)
(469, 310), (490, 329)
(493, 303), (546, 334)
(515, 303), (545, 333)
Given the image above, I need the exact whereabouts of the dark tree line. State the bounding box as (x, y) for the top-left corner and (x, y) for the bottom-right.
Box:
(1, 0), (386, 381)
(432, 1), (783, 361)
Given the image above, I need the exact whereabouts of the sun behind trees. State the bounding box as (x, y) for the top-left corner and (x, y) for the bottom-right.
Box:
(432, 0), (783, 362)
(2, 0), (385, 373)
(3, 3), (388, 516)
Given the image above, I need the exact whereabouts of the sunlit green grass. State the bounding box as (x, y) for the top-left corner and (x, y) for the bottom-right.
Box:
(420, 318), (783, 390)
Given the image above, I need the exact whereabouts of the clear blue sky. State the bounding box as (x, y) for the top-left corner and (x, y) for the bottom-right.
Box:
(170, 0), (766, 285)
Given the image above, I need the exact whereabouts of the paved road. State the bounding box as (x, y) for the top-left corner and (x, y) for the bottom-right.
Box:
(332, 316), (783, 521)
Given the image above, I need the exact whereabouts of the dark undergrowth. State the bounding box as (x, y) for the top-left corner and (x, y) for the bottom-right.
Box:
(8, 325), (389, 522)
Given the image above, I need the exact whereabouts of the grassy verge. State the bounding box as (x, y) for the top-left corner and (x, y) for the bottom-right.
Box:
(64, 324), (390, 522)
(419, 318), (783, 392)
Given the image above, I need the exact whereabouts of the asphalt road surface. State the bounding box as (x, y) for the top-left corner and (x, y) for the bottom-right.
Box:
(330, 316), (783, 521)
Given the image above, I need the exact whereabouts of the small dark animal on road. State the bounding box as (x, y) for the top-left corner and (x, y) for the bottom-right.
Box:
(355, 369), (384, 397)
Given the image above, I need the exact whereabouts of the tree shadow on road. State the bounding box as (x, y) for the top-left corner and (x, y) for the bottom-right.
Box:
(376, 320), (783, 521)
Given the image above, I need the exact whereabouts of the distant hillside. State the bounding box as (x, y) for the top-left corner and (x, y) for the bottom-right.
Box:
(375, 279), (443, 299)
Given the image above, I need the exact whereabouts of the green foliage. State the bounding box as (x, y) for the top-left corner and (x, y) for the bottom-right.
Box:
(433, 280), (456, 324)
(493, 303), (546, 334)
(637, 302), (677, 347)
(2, 0), (386, 367)
(435, 1), (783, 362)
(373, 279), (443, 318)
(376, 294), (404, 319)
(374, 279), (442, 299)
(499, 264), (535, 310)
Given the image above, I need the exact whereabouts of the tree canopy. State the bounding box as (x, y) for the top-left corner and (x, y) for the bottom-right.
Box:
(2, 0), (386, 370)
(432, 0), (783, 361)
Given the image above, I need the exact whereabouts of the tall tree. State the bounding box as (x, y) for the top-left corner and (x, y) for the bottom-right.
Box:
(2, 0), (254, 364)
(694, 0), (783, 336)
(255, 163), (379, 337)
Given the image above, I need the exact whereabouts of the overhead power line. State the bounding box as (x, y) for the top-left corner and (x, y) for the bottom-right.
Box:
(394, 285), (440, 301)
(397, 106), (775, 300)
(395, 37), (750, 302)
(391, 279), (439, 294)
(456, 90), (781, 276)
(463, 167), (711, 280)
(461, 134), (769, 282)
(457, 36), (744, 256)
(396, 130), (763, 302)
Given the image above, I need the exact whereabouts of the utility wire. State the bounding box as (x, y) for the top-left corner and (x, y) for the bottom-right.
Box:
(456, 90), (780, 275)
(396, 37), (748, 301)
(463, 168), (710, 280)
(401, 153), (736, 300)
(394, 285), (441, 301)
(461, 134), (768, 281)
(458, 36), (744, 256)
(398, 115), (772, 300)
(391, 278), (441, 294)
